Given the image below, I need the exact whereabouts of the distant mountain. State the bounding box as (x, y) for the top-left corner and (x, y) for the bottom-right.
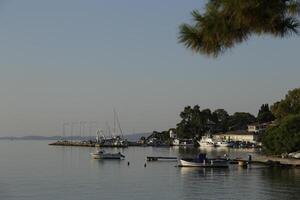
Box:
(0, 135), (62, 140)
(124, 132), (152, 142)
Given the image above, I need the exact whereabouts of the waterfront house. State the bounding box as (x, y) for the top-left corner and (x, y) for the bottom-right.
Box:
(247, 122), (271, 133)
(213, 130), (260, 143)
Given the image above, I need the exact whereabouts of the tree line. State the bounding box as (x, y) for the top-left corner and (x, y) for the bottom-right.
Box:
(150, 97), (275, 140)
(263, 88), (300, 154)
(149, 87), (300, 155)
(175, 101), (275, 139)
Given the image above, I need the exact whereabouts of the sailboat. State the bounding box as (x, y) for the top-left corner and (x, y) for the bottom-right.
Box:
(95, 110), (128, 147)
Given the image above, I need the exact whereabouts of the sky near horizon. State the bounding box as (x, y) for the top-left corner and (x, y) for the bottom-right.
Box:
(0, 0), (299, 136)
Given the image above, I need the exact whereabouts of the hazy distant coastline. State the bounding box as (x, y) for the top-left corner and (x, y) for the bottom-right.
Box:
(0, 132), (151, 142)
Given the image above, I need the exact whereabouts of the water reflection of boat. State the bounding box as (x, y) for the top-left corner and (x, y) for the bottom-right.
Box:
(90, 150), (125, 159)
(179, 166), (229, 177)
(178, 153), (229, 168)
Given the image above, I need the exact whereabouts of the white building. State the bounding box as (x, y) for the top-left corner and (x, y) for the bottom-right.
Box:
(169, 130), (176, 139)
(213, 131), (260, 143)
(248, 123), (266, 133)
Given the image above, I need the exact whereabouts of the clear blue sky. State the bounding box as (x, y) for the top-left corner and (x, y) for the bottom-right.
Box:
(0, 0), (299, 136)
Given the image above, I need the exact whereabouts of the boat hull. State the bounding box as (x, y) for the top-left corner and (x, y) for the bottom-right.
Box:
(197, 141), (219, 147)
(90, 153), (125, 160)
(178, 159), (228, 168)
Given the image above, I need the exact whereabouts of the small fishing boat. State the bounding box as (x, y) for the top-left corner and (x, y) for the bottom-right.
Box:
(178, 154), (229, 168)
(90, 150), (125, 159)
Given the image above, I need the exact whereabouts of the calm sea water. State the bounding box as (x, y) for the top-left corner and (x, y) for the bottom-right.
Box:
(1, 140), (300, 200)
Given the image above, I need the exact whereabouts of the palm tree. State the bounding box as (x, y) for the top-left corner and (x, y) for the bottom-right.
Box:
(179, 0), (300, 57)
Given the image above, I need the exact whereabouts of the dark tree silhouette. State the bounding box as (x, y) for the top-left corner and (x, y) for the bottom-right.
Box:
(179, 0), (300, 57)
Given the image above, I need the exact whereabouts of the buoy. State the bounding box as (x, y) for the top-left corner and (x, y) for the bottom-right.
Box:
(127, 161), (130, 166)
(144, 163), (147, 168)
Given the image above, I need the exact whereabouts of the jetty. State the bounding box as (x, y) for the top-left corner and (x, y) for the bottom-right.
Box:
(146, 156), (177, 161)
(49, 141), (96, 147)
(232, 156), (300, 168)
(49, 140), (141, 147)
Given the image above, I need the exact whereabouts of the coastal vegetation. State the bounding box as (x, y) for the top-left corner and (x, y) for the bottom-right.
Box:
(257, 104), (275, 123)
(175, 106), (256, 138)
(148, 88), (300, 155)
(178, 0), (300, 57)
(263, 88), (300, 154)
(149, 105), (262, 141)
(263, 114), (300, 154)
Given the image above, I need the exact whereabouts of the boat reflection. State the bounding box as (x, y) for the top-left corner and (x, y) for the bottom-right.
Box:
(179, 166), (229, 177)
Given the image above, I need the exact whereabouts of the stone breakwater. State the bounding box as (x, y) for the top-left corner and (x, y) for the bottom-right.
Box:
(254, 155), (300, 166)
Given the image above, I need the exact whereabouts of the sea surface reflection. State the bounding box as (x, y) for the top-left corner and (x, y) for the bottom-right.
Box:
(0, 140), (299, 200)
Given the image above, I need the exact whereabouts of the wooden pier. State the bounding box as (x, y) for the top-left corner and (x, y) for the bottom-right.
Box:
(147, 156), (177, 161)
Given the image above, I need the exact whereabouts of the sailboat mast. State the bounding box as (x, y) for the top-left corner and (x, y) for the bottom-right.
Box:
(113, 109), (123, 138)
(62, 122), (68, 140)
(105, 122), (112, 137)
(113, 109), (117, 134)
(116, 114), (123, 137)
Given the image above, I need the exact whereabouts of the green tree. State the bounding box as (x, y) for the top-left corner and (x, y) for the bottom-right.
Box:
(257, 104), (275, 123)
(176, 105), (211, 138)
(179, 0), (300, 57)
(212, 109), (229, 132)
(228, 112), (256, 131)
(263, 114), (300, 154)
(147, 131), (170, 142)
(271, 88), (300, 120)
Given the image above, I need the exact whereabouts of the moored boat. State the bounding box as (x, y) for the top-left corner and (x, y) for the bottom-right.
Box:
(198, 135), (219, 147)
(172, 139), (195, 147)
(90, 150), (125, 159)
(216, 141), (234, 147)
(178, 154), (229, 168)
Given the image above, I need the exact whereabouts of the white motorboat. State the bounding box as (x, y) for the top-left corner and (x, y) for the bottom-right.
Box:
(198, 135), (218, 147)
(178, 154), (229, 168)
(216, 141), (233, 147)
(172, 139), (195, 147)
(90, 150), (125, 159)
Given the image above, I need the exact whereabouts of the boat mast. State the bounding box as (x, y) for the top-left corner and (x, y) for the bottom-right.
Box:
(62, 122), (68, 141)
(70, 122), (75, 142)
(113, 108), (117, 135)
(114, 109), (123, 138)
(105, 122), (112, 137)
